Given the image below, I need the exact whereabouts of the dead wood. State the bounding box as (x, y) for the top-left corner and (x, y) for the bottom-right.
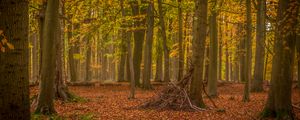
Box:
(139, 67), (206, 111)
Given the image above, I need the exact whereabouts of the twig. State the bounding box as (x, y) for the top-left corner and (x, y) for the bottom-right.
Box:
(293, 104), (300, 110)
(183, 89), (205, 111)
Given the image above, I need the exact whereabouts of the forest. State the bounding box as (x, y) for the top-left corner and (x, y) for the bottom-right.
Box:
(0, 0), (300, 119)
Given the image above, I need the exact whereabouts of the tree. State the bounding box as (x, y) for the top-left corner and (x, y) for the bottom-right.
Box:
(208, 0), (219, 97)
(158, 0), (170, 82)
(189, 0), (207, 108)
(85, 2), (92, 82)
(251, 0), (266, 92)
(68, 24), (80, 82)
(242, 0), (252, 102)
(0, 0), (30, 119)
(142, 0), (154, 89)
(130, 0), (147, 86)
(178, 0), (184, 81)
(262, 0), (299, 119)
(54, 4), (72, 101)
(154, 35), (163, 82)
(118, 0), (127, 82)
(35, 0), (59, 114)
(297, 35), (300, 88)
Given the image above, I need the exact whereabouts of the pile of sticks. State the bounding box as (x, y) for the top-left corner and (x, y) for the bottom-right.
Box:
(139, 68), (205, 111)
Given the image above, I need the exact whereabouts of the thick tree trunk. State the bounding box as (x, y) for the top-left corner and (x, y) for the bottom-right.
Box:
(251, 0), (266, 92)
(127, 34), (135, 98)
(130, 0), (146, 86)
(189, 0), (207, 108)
(54, 11), (71, 101)
(142, 1), (154, 89)
(178, 0), (184, 81)
(243, 0), (252, 102)
(208, 10), (218, 97)
(158, 0), (170, 82)
(0, 1), (30, 119)
(35, 0), (59, 114)
(262, 0), (299, 119)
(38, 3), (46, 81)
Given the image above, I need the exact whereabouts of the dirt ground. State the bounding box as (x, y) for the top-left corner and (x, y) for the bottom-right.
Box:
(30, 83), (300, 120)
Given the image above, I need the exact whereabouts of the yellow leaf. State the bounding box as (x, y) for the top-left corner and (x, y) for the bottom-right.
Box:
(0, 30), (3, 35)
(7, 43), (14, 50)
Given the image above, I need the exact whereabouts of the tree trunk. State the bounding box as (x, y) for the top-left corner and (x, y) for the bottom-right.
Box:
(158, 0), (170, 82)
(35, 0), (59, 114)
(178, 0), (184, 81)
(251, 0), (266, 92)
(142, 1), (154, 89)
(218, 22), (223, 81)
(262, 0), (299, 119)
(85, 35), (92, 81)
(68, 24), (79, 82)
(238, 23), (245, 83)
(54, 9), (71, 101)
(225, 44), (229, 81)
(32, 33), (39, 83)
(101, 47), (108, 81)
(208, 9), (218, 97)
(155, 51), (163, 82)
(128, 33), (135, 99)
(130, 0), (146, 86)
(204, 46), (209, 82)
(38, 2), (46, 82)
(0, 0), (30, 119)
(189, 0), (207, 108)
(297, 35), (300, 88)
(243, 0), (252, 102)
(118, 0), (128, 82)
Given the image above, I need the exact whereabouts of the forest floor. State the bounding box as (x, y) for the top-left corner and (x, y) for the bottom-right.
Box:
(30, 82), (300, 120)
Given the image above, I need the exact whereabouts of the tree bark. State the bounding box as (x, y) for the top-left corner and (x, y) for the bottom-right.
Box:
(54, 7), (72, 101)
(35, 0), (59, 114)
(243, 0), (252, 102)
(68, 24), (79, 82)
(238, 23), (246, 83)
(208, 6), (218, 96)
(225, 43), (229, 81)
(251, 0), (266, 92)
(130, 0), (147, 86)
(85, 35), (92, 81)
(0, 0), (30, 119)
(297, 35), (300, 88)
(32, 33), (39, 83)
(262, 0), (299, 119)
(178, 0), (184, 81)
(189, 0), (207, 108)
(118, 0), (128, 82)
(158, 0), (170, 82)
(142, 1), (154, 89)
(218, 22), (223, 81)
